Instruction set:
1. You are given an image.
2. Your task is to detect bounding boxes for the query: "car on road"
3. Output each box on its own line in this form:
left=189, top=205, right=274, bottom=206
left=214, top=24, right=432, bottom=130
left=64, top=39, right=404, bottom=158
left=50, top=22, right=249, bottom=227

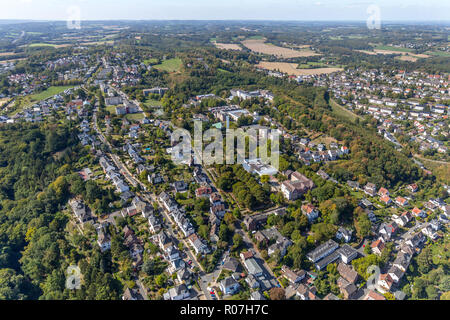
left=188, top=260, right=193, bottom=265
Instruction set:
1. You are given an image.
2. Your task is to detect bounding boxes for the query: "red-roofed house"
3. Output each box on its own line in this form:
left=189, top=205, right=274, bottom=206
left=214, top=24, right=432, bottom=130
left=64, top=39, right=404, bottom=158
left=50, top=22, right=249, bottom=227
left=380, top=195, right=392, bottom=205
left=395, top=197, right=408, bottom=207
left=371, top=239, right=385, bottom=256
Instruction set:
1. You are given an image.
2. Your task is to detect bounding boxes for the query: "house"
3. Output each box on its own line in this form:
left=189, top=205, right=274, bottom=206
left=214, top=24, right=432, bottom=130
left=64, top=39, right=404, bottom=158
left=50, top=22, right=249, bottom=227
left=422, top=225, right=439, bottom=240
left=301, top=204, right=320, bottom=222
left=380, top=195, right=392, bottom=205
left=371, top=239, right=385, bottom=256
left=187, top=233, right=209, bottom=255
left=400, top=243, right=415, bottom=256
left=240, top=250, right=254, bottom=262
left=378, top=273, right=394, bottom=293
left=210, top=203, right=226, bottom=219
left=223, top=258, right=240, bottom=273
left=220, top=277, right=240, bottom=295
left=387, top=266, right=404, bottom=283
left=163, top=284, right=190, bottom=300
left=243, top=215, right=268, bottom=231
left=393, top=252, right=411, bottom=273
left=158, top=231, right=173, bottom=251
left=195, top=186, right=212, bottom=198
left=148, top=215, right=162, bottom=233
left=395, top=197, right=408, bottom=207
left=338, top=280, right=358, bottom=300
left=405, top=232, right=425, bottom=251
left=412, top=207, right=426, bottom=218
left=295, top=283, right=319, bottom=300
left=408, top=183, right=418, bottom=193
left=378, top=187, right=390, bottom=197
left=97, top=231, right=111, bottom=252
left=337, top=263, right=358, bottom=284
left=336, top=227, right=352, bottom=243
left=363, top=290, right=386, bottom=300
left=364, top=183, right=377, bottom=197
left=281, top=265, right=306, bottom=284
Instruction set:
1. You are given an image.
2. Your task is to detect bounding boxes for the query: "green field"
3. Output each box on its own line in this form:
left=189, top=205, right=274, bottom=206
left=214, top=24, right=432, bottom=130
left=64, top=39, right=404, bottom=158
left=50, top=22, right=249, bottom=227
left=143, top=58, right=159, bottom=65
left=125, top=112, right=145, bottom=121
left=31, top=86, right=75, bottom=102
left=29, top=43, right=58, bottom=48
left=330, top=99, right=361, bottom=123
left=10, top=85, right=74, bottom=116
left=153, top=58, right=183, bottom=72
left=373, top=45, right=413, bottom=52
left=143, top=99, right=162, bottom=108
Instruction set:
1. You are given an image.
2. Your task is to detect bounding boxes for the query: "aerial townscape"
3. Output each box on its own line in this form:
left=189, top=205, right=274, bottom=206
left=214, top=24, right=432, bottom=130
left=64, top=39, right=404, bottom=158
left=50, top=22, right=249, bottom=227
left=0, top=3, right=449, bottom=305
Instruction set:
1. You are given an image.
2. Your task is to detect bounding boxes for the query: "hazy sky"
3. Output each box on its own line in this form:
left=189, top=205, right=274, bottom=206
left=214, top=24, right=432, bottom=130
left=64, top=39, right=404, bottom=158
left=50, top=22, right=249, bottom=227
left=0, top=0, right=449, bottom=21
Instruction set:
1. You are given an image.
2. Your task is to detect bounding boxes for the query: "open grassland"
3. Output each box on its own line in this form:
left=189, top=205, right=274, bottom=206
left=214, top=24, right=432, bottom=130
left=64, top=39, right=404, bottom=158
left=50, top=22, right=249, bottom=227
left=9, top=85, right=74, bottom=116
left=154, top=58, right=183, bottom=72
left=213, top=42, right=242, bottom=51
left=330, top=99, right=362, bottom=122
left=242, top=39, right=320, bottom=58
left=256, top=61, right=342, bottom=76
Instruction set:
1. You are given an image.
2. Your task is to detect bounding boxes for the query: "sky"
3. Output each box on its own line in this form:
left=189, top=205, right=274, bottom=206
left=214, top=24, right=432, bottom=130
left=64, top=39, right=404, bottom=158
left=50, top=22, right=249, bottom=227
left=0, top=0, right=449, bottom=21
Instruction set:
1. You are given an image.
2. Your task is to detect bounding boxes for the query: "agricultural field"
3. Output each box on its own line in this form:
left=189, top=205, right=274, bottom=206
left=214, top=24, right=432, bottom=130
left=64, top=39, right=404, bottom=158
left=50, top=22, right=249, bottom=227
left=213, top=42, right=242, bottom=51
left=373, top=45, right=413, bottom=52
left=153, top=58, right=183, bottom=72
left=357, top=48, right=429, bottom=60
left=256, top=61, right=342, bottom=76
left=242, top=38, right=320, bottom=58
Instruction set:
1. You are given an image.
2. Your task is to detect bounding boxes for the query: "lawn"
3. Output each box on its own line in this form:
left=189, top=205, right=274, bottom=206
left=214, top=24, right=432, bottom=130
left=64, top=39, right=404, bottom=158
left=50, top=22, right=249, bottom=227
left=143, top=98, right=162, bottom=107
left=153, top=58, right=183, bottom=72
left=125, top=112, right=145, bottom=121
